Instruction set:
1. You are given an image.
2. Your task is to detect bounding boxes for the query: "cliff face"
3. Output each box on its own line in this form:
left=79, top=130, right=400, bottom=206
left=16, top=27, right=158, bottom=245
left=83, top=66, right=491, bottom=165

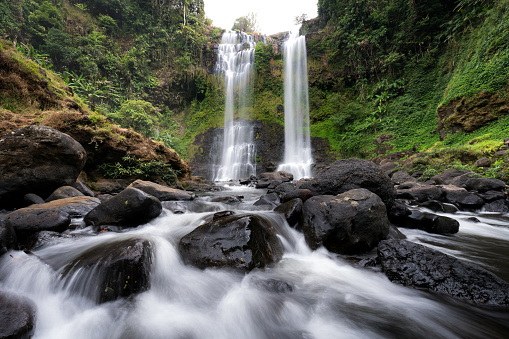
left=189, top=120, right=332, bottom=179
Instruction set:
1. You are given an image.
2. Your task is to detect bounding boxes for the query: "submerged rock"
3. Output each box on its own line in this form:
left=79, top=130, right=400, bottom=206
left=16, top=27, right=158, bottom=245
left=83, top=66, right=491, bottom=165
left=61, top=238, right=152, bottom=304
left=301, top=188, right=390, bottom=254
left=301, top=158, right=396, bottom=210
left=0, top=125, right=86, bottom=208
left=378, top=240, right=509, bottom=305
left=0, top=291, right=36, bottom=338
left=178, top=214, right=284, bottom=272
left=84, top=187, right=162, bottom=227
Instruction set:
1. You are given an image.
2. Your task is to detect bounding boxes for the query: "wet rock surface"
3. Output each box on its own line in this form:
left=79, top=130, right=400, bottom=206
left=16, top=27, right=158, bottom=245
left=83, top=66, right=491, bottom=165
left=6, top=209, right=71, bottom=245
left=128, top=179, right=195, bottom=201
left=45, top=186, right=84, bottom=202
left=302, top=188, right=390, bottom=254
left=178, top=214, right=284, bottom=271
left=85, top=187, right=162, bottom=227
left=0, top=215, right=17, bottom=254
left=391, top=210, right=460, bottom=234
left=274, top=198, right=303, bottom=229
left=378, top=240, right=509, bottom=305
left=0, top=291, right=36, bottom=338
left=0, top=125, right=86, bottom=208
left=301, top=158, right=396, bottom=210
left=61, top=238, right=152, bottom=304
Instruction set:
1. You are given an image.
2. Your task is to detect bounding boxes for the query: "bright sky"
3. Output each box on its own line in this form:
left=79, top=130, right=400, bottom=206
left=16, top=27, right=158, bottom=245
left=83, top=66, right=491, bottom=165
left=203, top=0, right=318, bottom=35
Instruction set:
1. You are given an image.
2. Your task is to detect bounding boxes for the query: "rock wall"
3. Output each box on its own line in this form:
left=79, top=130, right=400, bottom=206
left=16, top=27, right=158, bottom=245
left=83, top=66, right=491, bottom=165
left=189, top=120, right=332, bottom=179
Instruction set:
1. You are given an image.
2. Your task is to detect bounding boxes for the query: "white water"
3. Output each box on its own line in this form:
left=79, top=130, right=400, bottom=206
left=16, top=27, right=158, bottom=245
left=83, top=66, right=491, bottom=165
left=1, top=187, right=509, bottom=338
left=214, top=31, right=257, bottom=181
left=277, top=33, right=313, bottom=180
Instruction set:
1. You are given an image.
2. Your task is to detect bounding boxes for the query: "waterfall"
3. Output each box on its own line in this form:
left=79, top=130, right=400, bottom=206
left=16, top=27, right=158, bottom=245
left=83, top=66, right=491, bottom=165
left=277, top=32, right=313, bottom=180
left=214, top=31, right=256, bottom=181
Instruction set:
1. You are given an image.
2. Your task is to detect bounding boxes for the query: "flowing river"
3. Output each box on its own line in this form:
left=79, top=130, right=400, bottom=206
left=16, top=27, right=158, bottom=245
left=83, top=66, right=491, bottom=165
left=1, top=185, right=508, bottom=338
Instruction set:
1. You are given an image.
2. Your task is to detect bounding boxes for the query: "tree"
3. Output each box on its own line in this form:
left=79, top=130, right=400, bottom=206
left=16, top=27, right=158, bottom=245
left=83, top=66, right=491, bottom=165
left=294, top=13, right=308, bottom=25
left=232, top=12, right=258, bottom=33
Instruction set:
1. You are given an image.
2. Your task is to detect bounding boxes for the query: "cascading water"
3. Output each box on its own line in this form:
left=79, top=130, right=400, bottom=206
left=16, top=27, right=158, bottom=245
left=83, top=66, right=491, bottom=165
left=214, top=31, right=257, bottom=181
left=1, top=187, right=509, bottom=338
left=277, top=32, right=313, bottom=179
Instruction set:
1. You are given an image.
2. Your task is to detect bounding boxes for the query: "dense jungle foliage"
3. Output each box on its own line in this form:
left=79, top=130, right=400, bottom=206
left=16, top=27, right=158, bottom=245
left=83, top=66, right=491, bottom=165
left=1, top=0, right=508, bottom=178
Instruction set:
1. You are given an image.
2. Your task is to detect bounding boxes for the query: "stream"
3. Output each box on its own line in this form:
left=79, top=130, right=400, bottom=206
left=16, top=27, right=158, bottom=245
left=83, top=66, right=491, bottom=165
left=1, top=185, right=509, bottom=338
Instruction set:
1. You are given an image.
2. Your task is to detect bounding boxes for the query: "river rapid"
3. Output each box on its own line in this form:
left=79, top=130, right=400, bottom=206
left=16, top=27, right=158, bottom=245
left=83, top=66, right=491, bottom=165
left=1, top=185, right=508, bottom=339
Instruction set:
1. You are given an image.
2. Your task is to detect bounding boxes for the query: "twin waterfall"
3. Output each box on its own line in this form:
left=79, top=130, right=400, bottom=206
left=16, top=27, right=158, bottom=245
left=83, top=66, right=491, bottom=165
left=214, top=31, right=313, bottom=181
left=214, top=32, right=257, bottom=181
left=277, top=33, right=313, bottom=179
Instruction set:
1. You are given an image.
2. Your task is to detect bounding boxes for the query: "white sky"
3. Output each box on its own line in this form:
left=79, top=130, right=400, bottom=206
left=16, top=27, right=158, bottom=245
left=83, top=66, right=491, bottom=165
left=203, top=0, right=318, bottom=35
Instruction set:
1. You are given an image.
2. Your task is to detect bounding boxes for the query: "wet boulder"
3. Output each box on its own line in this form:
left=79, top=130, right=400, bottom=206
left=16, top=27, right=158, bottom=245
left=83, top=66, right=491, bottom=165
left=430, top=169, right=472, bottom=185
left=300, top=158, right=396, bottom=210
left=128, top=179, right=195, bottom=201
left=441, top=185, right=484, bottom=209
left=24, top=193, right=45, bottom=206
left=0, top=215, right=17, bottom=254
left=301, top=188, right=390, bottom=254
left=178, top=214, right=284, bottom=272
left=479, top=190, right=507, bottom=202
left=61, top=238, right=152, bottom=304
left=253, top=193, right=280, bottom=208
left=464, top=177, right=507, bottom=193
left=281, top=189, right=313, bottom=203
left=210, top=196, right=243, bottom=204
left=6, top=209, right=71, bottom=245
left=396, top=182, right=443, bottom=202
left=274, top=198, right=303, bottom=229
left=72, top=181, right=95, bottom=197
left=0, top=291, right=36, bottom=338
left=45, top=186, right=84, bottom=202
left=84, top=187, right=162, bottom=227
left=391, top=210, right=459, bottom=234
left=391, top=171, right=418, bottom=185
left=483, top=199, right=509, bottom=213
left=378, top=240, right=509, bottom=305
left=0, top=125, right=86, bottom=208
left=26, top=230, right=85, bottom=251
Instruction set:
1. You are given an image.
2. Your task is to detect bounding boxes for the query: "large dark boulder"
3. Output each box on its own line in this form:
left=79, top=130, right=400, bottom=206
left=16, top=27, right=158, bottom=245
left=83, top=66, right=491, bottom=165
left=60, top=238, right=152, bottom=304
left=128, top=180, right=195, bottom=201
left=301, top=188, right=390, bottom=254
left=0, top=125, right=86, bottom=208
left=300, top=159, right=396, bottom=209
left=0, top=291, right=36, bottom=338
left=378, top=240, right=509, bottom=305
left=178, top=214, right=284, bottom=272
left=84, top=187, right=162, bottom=227
left=6, top=209, right=71, bottom=245
left=5, top=196, right=101, bottom=244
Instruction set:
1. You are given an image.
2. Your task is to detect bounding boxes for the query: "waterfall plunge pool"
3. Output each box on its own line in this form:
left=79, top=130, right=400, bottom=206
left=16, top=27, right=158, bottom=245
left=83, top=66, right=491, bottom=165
left=1, top=185, right=509, bottom=339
